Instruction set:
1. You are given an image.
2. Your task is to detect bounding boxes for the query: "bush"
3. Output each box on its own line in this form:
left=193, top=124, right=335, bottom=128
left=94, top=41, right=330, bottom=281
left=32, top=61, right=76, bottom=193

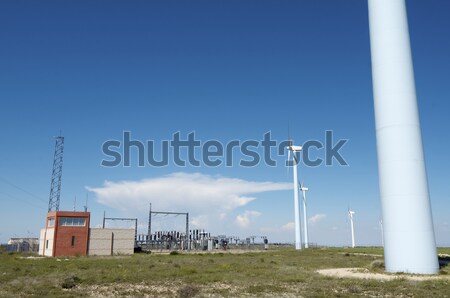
left=61, top=275, right=80, bottom=289
left=369, top=260, right=385, bottom=272
left=170, top=251, right=179, bottom=256
left=177, top=284, right=199, bottom=298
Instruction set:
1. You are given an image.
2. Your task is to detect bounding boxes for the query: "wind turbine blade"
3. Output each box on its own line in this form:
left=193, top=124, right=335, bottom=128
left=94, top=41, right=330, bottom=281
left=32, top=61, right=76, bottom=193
left=286, top=149, right=291, bottom=177
left=286, top=126, right=292, bottom=172
left=293, top=152, right=299, bottom=165
left=288, top=123, right=291, bottom=145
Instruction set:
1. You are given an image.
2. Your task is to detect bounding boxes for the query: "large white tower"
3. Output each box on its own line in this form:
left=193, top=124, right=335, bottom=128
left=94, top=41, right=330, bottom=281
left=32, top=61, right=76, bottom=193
left=300, top=184, right=309, bottom=248
left=348, top=210, right=355, bottom=248
left=287, top=144, right=303, bottom=250
left=293, top=155, right=301, bottom=250
left=368, top=0, right=439, bottom=274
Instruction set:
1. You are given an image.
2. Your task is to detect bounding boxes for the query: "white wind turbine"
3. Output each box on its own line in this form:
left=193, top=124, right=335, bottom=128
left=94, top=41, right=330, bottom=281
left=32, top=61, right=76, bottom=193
left=287, top=138, right=303, bottom=250
left=348, top=209, right=356, bottom=248
left=368, top=0, right=438, bottom=274
left=299, top=183, right=309, bottom=248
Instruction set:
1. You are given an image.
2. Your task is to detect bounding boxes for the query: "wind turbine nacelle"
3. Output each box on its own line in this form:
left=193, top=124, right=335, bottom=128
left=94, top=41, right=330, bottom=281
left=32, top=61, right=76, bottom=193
left=301, top=187, right=309, bottom=191
left=287, top=145, right=302, bottom=152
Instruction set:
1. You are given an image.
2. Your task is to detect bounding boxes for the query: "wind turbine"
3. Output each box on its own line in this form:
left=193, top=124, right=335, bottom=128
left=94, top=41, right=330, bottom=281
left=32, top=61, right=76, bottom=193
left=286, top=138, right=303, bottom=250
left=368, top=0, right=438, bottom=273
left=348, top=209, right=355, bottom=248
left=299, top=183, right=309, bottom=248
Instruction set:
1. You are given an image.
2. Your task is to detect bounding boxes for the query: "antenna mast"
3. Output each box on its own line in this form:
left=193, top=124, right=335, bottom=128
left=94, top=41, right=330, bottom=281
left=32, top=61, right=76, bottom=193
left=48, top=136, right=64, bottom=212
left=84, top=192, right=88, bottom=212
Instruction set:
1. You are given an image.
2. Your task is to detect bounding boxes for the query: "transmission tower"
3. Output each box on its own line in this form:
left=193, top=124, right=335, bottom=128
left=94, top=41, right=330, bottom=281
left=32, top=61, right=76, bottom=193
left=48, top=136, right=64, bottom=212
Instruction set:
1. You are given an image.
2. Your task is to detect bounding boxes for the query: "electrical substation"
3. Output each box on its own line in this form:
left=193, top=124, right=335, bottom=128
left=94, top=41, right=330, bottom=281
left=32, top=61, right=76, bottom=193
left=134, top=203, right=270, bottom=252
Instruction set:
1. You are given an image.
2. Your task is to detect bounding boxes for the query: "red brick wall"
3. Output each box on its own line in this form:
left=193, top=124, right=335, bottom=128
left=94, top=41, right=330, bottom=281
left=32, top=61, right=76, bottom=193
left=50, top=211, right=90, bottom=257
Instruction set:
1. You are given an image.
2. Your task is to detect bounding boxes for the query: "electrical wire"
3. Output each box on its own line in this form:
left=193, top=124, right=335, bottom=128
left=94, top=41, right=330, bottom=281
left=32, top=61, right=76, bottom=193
left=0, top=177, right=47, bottom=203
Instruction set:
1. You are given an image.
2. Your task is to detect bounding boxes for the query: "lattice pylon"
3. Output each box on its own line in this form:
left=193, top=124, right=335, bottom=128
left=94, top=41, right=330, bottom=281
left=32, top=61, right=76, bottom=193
left=48, top=136, right=64, bottom=212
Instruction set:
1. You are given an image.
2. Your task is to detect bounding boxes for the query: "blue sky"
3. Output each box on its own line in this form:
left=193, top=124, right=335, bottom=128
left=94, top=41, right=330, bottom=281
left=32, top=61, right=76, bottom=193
left=0, top=0, right=449, bottom=246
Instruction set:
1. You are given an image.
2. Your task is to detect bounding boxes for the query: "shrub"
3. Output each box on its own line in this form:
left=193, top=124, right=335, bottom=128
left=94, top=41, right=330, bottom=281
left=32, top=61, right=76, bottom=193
left=369, top=260, right=385, bottom=272
left=177, top=284, right=200, bottom=298
left=61, top=275, right=80, bottom=289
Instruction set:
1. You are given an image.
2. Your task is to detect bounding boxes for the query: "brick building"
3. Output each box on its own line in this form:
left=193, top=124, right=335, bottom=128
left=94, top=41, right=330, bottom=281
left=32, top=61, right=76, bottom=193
left=39, top=211, right=135, bottom=257
left=39, top=211, right=90, bottom=257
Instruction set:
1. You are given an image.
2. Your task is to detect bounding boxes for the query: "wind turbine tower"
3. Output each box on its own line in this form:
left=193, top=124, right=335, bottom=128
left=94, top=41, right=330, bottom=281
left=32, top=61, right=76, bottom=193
left=368, top=0, right=439, bottom=273
left=348, top=209, right=355, bottom=248
left=287, top=142, right=302, bottom=250
left=300, top=184, right=309, bottom=248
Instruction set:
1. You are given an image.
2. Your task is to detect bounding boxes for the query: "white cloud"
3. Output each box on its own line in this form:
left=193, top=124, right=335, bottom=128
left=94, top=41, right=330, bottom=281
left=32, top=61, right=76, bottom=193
left=191, top=215, right=209, bottom=228
left=259, top=226, right=278, bottom=233
left=234, top=211, right=262, bottom=228
left=87, top=172, right=290, bottom=232
left=281, top=222, right=295, bottom=231
left=308, top=214, right=326, bottom=225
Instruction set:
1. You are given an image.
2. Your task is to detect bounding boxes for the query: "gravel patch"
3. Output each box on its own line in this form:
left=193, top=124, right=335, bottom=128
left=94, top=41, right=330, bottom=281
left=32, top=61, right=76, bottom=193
left=317, top=268, right=450, bottom=281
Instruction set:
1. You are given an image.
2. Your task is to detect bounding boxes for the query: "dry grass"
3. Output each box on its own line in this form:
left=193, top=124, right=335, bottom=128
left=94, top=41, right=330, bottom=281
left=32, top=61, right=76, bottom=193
left=0, top=247, right=449, bottom=297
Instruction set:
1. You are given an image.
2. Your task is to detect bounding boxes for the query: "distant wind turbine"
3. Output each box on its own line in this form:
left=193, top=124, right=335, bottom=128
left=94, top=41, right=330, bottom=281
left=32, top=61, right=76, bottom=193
left=286, top=136, right=302, bottom=250
left=379, top=219, right=384, bottom=247
left=348, top=209, right=356, bottom=248
left=300, top=183, right=309, bottom=248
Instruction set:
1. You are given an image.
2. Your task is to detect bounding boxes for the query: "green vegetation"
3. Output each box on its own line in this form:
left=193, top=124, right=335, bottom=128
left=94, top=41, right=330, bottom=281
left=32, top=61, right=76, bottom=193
left=0, top=247, right=449, bottom=297
left=368, top=259, right=385, bottom=273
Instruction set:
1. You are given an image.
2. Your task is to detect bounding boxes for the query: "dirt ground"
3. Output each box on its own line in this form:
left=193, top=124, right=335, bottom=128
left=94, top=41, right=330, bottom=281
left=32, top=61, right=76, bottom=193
left=317, top=268, right=450, bottom=281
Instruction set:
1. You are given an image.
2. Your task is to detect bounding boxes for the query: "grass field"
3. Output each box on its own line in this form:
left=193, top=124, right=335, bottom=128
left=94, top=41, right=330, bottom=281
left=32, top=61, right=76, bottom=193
left=1, top=247, right=449, bottom=297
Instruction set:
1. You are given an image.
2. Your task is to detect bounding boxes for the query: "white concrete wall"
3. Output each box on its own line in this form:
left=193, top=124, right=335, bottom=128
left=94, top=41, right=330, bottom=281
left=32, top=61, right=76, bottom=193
left=39, top=228, right=54, bottom=257
left=38, top=229, right=45, bottom=255
left=88, top=228, right=134, bottom=256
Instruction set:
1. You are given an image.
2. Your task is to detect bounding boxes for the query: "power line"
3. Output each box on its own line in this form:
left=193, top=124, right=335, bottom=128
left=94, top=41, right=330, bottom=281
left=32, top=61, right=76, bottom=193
left=0, top=177, right=46, bottom=203
left=0, top=190, right=42, bottom=210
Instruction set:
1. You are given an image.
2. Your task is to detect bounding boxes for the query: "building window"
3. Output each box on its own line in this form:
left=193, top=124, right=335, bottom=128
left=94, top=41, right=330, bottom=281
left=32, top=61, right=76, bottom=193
left=48, top=217, right=55, bottom=227
left=59, top=217, right=86, bottom=226
left=46, top=240, right=49, bottom=249
left=71, top=236, right=75, bottom=247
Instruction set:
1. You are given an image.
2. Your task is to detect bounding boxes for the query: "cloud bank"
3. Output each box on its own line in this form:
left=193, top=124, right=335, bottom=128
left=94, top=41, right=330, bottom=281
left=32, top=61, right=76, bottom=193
left=87, top=172, right=291, bottom=231
left=281, top=222, right=295, bottom=231
left=308, top=213, right=326, bottom=224
left=235, top=211, right=262, bottom=228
